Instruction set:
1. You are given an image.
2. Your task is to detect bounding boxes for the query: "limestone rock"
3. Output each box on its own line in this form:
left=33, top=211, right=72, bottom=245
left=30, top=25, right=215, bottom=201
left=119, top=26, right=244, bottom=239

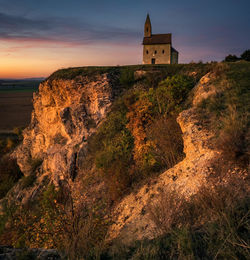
left=12, top=73, right=116, bottom=205
left=192, top=72, right=217, bottom=106
left=107, top=72, right=221, bottom=244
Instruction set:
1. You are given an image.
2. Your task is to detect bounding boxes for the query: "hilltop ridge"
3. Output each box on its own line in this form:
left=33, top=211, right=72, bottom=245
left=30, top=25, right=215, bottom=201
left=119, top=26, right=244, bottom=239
left=0, top=62, right=249, bottom=259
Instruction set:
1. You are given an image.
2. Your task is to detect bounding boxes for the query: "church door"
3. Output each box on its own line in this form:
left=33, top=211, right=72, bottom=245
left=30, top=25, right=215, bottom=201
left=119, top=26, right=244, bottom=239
left=151, top=58, right=155, bottom=64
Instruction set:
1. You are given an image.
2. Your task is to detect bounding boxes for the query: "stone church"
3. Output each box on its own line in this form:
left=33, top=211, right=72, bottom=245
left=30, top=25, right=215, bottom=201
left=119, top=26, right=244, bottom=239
left=143, top=14, right=178, bottom=64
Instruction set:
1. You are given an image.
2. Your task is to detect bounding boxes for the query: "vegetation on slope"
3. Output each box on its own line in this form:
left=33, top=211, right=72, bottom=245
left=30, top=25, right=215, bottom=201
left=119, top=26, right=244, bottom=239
left=0, top=62, right=249, bottom=259
left=198, top=62, right=250, bottom=167
left=109, top=176, right=249, bottom=259
left=48, top=63, right=211, bottom=82
left=87, top=73, right=194, bottom=201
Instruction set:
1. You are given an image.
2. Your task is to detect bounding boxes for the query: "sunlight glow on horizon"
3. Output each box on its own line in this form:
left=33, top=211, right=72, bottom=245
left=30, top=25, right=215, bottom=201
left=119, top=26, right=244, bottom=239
left=1, top=0, right=249, bottom=79
left=0, top=41, right=142, bottom=79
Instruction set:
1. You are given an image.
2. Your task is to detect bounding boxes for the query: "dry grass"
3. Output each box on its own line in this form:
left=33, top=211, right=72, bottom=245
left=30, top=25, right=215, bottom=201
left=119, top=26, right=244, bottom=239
left=146, top=174, right=250, bottom=259
left=216, top=105, right=249, bottom=166
left=148, top=188, right=191, bottom=234
left=108, top=172, right=249, bottom=259
left=148, top=173, right=249, bottom=231
left=147, top=116, right=184, bottom=170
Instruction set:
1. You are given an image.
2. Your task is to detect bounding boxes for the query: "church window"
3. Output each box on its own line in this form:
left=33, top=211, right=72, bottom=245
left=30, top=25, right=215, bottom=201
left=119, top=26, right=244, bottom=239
left=162, top=50, right=165, bottom=54
left=146, top=50, right=149, bottom=54
left=154, top=50, right=157, bottom=54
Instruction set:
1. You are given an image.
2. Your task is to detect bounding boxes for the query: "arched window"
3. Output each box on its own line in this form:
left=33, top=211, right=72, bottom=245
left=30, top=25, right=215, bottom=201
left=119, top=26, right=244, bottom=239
left=162, top=50, right=165, bottom=54
left=146, top=50, right=149, bottom=54
left=154, top=50, right=157, bottom=54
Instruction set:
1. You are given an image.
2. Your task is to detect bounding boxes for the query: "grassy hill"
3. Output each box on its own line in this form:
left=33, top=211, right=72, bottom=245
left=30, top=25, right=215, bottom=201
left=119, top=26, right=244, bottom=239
left=0, top=62, right=249, bottom=259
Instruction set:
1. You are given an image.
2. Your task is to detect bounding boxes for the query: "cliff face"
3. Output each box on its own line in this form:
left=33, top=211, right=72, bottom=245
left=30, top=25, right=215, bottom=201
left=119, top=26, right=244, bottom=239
left=15, top=70, right=221, bottom=238
left=6, top=66, right=245, bottom=246
left=13, top=73, right=117, bottom=204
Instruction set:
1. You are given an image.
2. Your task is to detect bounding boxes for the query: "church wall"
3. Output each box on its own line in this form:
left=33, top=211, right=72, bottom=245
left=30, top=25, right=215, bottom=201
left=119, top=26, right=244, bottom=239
left=143, top=44, right=171, bottom=64
left=171, top=51, right=178, bottom=64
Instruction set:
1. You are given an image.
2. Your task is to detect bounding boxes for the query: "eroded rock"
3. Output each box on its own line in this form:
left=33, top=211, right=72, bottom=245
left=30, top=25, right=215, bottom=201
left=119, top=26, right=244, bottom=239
left=107, top=72, right=221, bottom=244
left=12, top=73, right=116, bottom=205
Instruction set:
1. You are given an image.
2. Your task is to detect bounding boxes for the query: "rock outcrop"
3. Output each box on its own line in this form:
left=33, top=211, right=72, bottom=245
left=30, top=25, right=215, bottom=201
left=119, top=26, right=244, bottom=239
left=106, top=72, right=222, bottom=244
left=5, top=69, right=238, bottom=246
left=11, top=73, right=118, bottom=204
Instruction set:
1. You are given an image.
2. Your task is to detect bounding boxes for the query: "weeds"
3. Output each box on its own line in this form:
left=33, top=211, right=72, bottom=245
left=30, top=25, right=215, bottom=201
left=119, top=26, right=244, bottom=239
left=119, top=67, right=135, bottom=87
left=144, top=176, right=250, bottom=259
left=216, top=105, right=249, bottom=165
left=147, top=116, right=184, bottom=169
left=197, top=62, right=250, bottom=167
left=1, top=183, right=110, bottom=259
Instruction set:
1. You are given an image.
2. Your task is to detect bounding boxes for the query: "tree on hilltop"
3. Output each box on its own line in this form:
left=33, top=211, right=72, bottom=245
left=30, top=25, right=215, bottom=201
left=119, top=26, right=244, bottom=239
left=224, top=49, right=250, bottom=62
left=240, top=49, right=250, bottom=61
left=224, top=54, right=239, bottom=62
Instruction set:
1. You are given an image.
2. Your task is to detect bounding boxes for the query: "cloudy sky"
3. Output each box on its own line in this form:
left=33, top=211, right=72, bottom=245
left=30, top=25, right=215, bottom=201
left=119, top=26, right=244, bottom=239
left=0, top=0, right=249, bottom=78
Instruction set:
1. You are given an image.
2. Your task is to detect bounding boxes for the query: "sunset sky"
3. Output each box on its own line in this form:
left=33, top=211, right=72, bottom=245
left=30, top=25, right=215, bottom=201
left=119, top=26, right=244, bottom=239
left=0, top=0, right=249, bottom=79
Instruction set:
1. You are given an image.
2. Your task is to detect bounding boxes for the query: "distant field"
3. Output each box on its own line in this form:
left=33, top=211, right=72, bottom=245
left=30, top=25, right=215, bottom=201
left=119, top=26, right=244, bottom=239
left=0, top=79, right=40, bottom=92
left=0, top=80, right=41, bottom=131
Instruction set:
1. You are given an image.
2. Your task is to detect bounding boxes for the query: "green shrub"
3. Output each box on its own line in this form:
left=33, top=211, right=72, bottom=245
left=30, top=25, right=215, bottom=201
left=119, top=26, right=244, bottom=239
left=224, top=54, right=239, bottom=62
left=119, top=67, right=135, bottom=87
left=241, top=49, right=250, bottom=61
left=157, top=74, right=195, bottom=114
left=93, top=107, right=134, bottom=199
left=88, top=74, right=195, bottom=200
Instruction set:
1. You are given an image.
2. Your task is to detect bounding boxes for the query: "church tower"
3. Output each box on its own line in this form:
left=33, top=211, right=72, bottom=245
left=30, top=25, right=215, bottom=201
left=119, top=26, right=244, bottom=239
left=144, top=14, right=152, bottom=37
left=142, top=14, right=179, bottom=64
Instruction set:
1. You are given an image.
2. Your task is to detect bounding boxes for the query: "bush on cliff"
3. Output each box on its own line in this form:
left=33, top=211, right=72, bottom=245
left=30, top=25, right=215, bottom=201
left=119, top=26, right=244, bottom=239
left=119, top=67, right=135, bottom=87
left=88, top=74, right=194, bottom=201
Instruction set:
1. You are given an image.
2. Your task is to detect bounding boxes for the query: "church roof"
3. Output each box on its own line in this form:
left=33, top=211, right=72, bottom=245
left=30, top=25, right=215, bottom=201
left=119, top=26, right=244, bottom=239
left=143, top=33, right=172, bottom=45
left=171, top=47, right=178, bottom=53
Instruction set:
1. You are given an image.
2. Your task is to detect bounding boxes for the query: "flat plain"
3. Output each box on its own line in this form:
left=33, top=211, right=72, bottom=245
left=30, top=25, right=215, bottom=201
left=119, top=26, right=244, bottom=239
left=0, top=80, right=41, bottom=132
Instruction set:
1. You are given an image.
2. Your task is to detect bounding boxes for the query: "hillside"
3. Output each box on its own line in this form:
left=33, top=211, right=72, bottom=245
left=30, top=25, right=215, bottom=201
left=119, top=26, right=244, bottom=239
left=0, top=62, right=249, bottom=259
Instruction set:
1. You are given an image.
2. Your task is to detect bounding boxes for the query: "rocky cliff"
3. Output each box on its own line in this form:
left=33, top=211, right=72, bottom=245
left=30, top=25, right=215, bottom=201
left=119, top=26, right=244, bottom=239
left=2, top=64, right=248, bottom=253
left=16, top=70, right=217, bottom=229
left=10, top=72, right=119, bottom=205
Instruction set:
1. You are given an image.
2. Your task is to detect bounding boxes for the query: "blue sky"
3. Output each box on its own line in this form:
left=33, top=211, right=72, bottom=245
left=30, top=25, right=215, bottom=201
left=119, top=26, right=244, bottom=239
left=0, top=0, right=249, bottom=78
